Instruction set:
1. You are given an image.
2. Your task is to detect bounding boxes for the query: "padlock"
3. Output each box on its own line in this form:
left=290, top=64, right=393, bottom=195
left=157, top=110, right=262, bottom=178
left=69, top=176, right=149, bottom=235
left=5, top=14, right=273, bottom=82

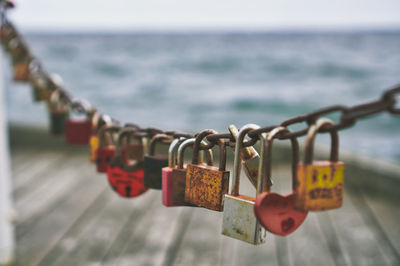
left=295, top=118, right=345, bottom=211
left=162, top=137, right=186, bottom=207
left=184, top=129, right=230, bottom=211
left=254, top=126, right=308, bottom=236
left=0, top=22, right=17, bottom=49
left=170, top=138, right=213, bottom=206
left=65, top=100, right=94, bottom=145
left=120, top=129, right=145, bottom=163
left=107, top=154, right=148, bottom=198
left=96, top=126, right=119, bottom=173
left=28, top=60, right=51, bottom=102
left=13, top=59, right=31, bottom=82
left=47, top=89, right=69, bottom=135
left=221, top=124, right=267, bottom=245
left=229, top=125, right=261, bottom=189
left=89, top=113, right=107, bottom=163
left=143, top=133, right=172, bottom=189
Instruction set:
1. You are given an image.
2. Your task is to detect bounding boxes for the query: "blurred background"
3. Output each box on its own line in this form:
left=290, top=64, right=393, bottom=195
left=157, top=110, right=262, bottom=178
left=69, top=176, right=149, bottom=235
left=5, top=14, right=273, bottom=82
left=2, top=1, right=400, bottom=266
left=4, top=0, right=400, bottom=160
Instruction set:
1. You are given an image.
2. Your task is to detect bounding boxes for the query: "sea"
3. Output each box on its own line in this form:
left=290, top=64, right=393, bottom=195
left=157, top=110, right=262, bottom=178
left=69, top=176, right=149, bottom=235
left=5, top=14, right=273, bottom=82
left=2, top=31, right=400, bottom=162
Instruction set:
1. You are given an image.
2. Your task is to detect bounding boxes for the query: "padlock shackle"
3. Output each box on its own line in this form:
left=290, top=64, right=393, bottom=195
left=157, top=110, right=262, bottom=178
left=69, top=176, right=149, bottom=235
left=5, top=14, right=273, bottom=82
left=192, top=129, right=217, bottom=167
left=70, top=98, right=95, bottom=117
left=261, top=126, right=299, bottom=193
left=231, top=124, right=260, bottom=196
left=168, top=137, right=186, bottom=168
left=149, top=133, right=172, bottom=155
left=177, top=138, right=213, bottom=170
left=117, top=126, right=141, bottom=150
left=304, top=118, right=339, bottom=165
left=98, top=125, right=120, bottom=147
left=48, top=89, right=69, bottom=114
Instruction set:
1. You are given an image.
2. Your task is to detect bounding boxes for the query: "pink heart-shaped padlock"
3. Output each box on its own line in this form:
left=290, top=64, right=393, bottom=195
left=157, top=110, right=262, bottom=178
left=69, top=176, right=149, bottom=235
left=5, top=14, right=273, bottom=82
left=254, top=192, right=308, bottom=236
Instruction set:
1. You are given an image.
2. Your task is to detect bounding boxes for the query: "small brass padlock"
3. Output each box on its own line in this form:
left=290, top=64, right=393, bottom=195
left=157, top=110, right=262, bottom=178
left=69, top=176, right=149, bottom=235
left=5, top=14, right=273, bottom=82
left=185, top=130, right=230, bottom=212
left=143, top=134, right=172, bottom=190
left=221, top=124, right=266, bottom=245
left=170, top=138, right=213, bottom=206
left=295, top=118, right=345, bottom=211
left=47, top=89, right=69, bottom=135
left=254, top=127, right=308, bottom=236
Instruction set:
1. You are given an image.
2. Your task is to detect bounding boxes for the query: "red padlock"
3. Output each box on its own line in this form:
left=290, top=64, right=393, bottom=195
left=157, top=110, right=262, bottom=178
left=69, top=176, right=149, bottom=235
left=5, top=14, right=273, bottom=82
left=96, top=126, right=120, bottom=173
left=107, top=127, right=148, bottom=198
left=107, top=154, right=148, bottom=198
left=65, top=99, right=95, bottom=145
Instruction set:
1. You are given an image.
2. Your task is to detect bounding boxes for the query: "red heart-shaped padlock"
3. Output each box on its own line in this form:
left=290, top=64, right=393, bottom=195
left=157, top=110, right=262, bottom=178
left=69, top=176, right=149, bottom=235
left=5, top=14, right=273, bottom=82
left=254, top=192, right=308, bottom=236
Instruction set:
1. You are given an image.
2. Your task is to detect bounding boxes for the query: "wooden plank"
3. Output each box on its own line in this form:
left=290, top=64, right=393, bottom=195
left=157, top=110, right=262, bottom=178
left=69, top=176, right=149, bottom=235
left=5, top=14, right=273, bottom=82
left=344, top=187, right=400, bottom=265
left=15, top=165, right=100, bottom=239
left=14, top=155, right=89, bottom=229
left=13, top=152, right=71, bottom=196
left=15, top=170, right=107, bottom=266
left=360, top=189, right=400, bottom=255
left=102, top=192, right=189, bottom=266
left=40, top=189, right=158, bottom=266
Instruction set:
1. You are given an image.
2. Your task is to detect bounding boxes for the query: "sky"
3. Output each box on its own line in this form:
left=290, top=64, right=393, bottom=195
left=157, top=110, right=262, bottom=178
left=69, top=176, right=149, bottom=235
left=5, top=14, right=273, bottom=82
left=7, top=0, right=400, bottom=31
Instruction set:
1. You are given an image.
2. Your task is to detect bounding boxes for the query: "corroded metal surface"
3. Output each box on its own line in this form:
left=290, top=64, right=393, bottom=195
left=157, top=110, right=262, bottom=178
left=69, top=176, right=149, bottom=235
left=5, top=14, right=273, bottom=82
left=184, top=164, right=229, bottom=211
left=221, top=194, right=266, bottom=245
left=295, top=161, right=345, bottom=211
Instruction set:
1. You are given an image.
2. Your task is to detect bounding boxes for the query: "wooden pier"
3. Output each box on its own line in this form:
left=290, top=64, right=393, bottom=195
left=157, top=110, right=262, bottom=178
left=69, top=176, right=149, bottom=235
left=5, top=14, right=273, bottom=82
left=7, top=125, right=400, bottom=266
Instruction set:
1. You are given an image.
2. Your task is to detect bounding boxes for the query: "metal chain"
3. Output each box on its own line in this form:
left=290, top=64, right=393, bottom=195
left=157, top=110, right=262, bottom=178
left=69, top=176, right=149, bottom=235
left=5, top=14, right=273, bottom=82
left=1, top=12, right=399, bottom=148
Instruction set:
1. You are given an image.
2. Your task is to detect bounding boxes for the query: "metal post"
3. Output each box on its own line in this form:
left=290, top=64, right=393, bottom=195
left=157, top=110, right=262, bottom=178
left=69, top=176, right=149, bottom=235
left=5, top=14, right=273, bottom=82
left=0, top=47, right=15, bottom=265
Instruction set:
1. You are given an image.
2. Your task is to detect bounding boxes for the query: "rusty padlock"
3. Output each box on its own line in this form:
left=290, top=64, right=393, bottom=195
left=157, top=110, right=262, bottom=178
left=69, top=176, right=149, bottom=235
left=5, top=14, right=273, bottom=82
left=184, top=130, right=230, bottom=211
left=254, top=127, right=308, bottom=236
left=295, top=118, right=345, bottom=211
left=96, top=126, right=119, bottom=173
left=170, top=138, right=213, bottom=206
left=120, top=128, right=145, bottom=163
left=221, top=124, right=267, bottom=245
left=65, top=100, right=94, bottom=145
left=47, top=89, right=69, bottom=135
left=162, top=137, right=186, bottom=207
left=107, top=129, right=148, bottom=198
left=143, top=133, right=172, bottom=190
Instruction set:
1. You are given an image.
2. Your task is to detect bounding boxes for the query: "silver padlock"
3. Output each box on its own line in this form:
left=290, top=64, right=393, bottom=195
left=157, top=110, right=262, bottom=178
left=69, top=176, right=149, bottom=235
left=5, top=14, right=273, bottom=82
left=221, top=124, right=267, bottom=245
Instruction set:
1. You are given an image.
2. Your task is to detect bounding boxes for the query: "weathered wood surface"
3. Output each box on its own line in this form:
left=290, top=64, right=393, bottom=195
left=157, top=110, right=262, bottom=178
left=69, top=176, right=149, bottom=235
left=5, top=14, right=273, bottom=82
left=8, top=125, right=400, bottom=266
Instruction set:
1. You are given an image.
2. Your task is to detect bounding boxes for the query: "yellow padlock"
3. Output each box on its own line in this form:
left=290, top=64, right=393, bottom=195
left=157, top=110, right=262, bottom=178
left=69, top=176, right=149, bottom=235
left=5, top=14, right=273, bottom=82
left=295, top=118, right=345, bottom=211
